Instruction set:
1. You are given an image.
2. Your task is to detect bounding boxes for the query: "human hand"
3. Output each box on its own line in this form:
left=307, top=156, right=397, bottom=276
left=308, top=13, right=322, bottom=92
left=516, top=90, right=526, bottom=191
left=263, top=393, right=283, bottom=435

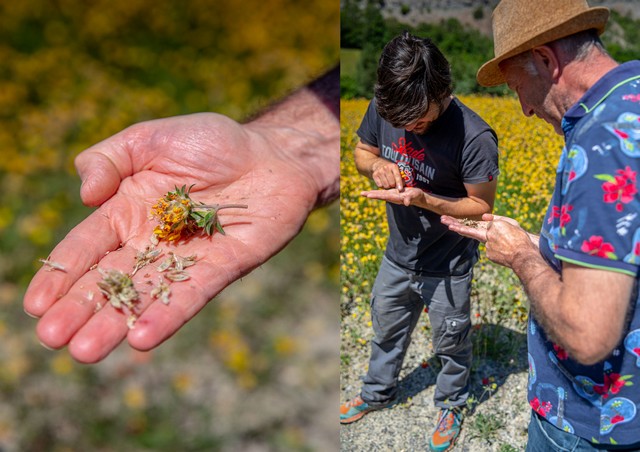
left=360, top=187, right=423, bottom=206
left=370, top=159, right=405, bottom=191
left=24, top=112, right=325, bottom=363
left=442, top=214, right=534, bottom=268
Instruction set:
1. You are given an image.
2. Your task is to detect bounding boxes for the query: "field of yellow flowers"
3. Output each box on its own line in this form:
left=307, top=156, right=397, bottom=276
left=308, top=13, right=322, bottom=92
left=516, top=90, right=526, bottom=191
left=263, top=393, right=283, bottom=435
left=340, top=95, right=564, bottom=339
left=0, top=1, right=338, bottom=451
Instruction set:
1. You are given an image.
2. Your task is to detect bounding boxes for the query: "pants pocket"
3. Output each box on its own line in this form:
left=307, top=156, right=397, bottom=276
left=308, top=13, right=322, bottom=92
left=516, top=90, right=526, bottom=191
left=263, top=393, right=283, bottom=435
left=433, top=313, right=471, bottom=354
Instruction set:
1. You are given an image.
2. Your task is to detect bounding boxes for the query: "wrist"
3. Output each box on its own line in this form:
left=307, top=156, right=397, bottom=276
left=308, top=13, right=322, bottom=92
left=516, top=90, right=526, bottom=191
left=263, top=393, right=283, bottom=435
left=510, top=243, right=539, bottom=273
left=244, top=80, right=339, bottom=208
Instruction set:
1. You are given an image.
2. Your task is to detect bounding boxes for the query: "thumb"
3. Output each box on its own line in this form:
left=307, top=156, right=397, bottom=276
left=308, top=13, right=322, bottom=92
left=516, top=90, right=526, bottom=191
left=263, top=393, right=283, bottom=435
left=75, top=140, right=133, bottom=207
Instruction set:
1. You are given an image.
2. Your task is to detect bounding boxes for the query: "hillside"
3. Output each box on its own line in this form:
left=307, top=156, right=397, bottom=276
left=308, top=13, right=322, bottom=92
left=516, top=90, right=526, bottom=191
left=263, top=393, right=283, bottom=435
left=381, top=0, right=640, bottom=35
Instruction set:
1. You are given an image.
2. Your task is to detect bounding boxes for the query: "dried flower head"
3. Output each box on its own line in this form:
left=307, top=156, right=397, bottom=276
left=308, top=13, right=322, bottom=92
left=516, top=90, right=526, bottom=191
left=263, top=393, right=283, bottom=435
left=97, top=268, right=139, bottom=311
left=150, top=185, right=247, bottom=242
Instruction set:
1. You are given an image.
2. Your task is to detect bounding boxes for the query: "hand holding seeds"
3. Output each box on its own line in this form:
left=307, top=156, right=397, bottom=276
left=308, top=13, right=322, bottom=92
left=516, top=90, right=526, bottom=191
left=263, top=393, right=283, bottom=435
left=23, top=112, right=330, bottom=363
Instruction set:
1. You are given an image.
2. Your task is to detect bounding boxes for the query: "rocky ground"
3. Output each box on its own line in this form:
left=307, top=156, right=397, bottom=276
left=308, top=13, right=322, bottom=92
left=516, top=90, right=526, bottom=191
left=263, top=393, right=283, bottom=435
left=340, top=308, right=532, bottom=451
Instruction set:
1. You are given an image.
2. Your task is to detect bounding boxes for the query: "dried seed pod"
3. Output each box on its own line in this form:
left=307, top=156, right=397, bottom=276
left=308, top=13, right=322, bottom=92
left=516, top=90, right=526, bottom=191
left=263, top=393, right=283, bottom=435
left=132, top=245, right=162, bottom=276
left=174, top=254, right=197, bottom=271
left=165, top=270, right=190, bottom=282
left=150, top=277, right=172, bottom=305
left=39, top=258, right=66, bottom=272
left=156, top=255, right=175, bottom=272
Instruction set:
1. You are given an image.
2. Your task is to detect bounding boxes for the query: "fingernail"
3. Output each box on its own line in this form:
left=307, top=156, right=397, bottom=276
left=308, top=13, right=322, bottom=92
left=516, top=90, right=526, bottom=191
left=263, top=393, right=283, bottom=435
left=23, top=308, right=40, bottom=319
left=39, top=341, right=56, bottom=351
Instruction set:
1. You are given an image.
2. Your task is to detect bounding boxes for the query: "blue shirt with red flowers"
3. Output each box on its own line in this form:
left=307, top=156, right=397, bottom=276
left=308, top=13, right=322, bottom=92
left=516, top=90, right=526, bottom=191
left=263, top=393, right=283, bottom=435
left=535, top=60, right=640, bottom=447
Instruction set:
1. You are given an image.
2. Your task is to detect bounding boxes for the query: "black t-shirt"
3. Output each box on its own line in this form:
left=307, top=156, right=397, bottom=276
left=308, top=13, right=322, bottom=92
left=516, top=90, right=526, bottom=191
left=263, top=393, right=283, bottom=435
left=357, top=97, right=500, bottom=275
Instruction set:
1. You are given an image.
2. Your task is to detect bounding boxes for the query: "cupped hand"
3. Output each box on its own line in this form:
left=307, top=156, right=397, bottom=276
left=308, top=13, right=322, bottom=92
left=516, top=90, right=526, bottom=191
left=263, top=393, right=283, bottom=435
left=442, top=213, right=535, bottom=268
left=361, top=187, right=423, bottom=206
left=24, top=113, right=320, bottom=363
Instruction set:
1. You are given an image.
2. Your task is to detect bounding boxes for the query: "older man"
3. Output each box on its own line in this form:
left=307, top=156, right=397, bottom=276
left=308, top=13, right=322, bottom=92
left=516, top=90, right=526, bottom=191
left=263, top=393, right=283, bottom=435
left=442, top=0, right=640, bottom=450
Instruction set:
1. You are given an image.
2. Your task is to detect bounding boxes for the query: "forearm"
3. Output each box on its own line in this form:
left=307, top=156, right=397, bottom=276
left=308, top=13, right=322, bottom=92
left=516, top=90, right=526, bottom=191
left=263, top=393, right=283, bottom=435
left=510, top=249, right=564, bottom=341
left=245, top=66, right=339, bottom=208
left=415, top=192, right=491, bottom=219
left=509, top=248, right=627, bottom=364
left=354, top=148, right=387, bottom=179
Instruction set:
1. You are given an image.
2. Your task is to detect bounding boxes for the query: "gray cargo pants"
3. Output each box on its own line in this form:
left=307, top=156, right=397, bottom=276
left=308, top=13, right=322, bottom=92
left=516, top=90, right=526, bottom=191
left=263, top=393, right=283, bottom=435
left=360, top=256, right=473, bottom=409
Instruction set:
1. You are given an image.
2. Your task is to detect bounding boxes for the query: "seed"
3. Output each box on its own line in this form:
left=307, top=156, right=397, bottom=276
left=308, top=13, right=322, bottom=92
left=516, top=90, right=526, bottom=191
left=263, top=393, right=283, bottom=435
left=39, top=258, right=66, bottom=272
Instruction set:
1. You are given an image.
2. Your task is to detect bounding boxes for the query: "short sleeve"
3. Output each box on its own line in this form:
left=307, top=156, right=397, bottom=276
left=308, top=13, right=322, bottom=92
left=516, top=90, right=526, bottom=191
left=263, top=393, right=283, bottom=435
left=356, top=100, right=381, bottom=148
left=461, top=130, right=500, bottom=184
left=552, top=126, right=640, bottom=277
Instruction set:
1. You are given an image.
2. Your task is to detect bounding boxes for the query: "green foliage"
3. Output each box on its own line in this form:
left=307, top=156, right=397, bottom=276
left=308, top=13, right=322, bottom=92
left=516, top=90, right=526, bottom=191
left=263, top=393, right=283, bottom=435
left=603, top=10, right=640, bottom=63
left=355, top=0, right=387, bottom=97
left=340, top=0, right=365, bottom=49
left=340, top=74, right=360, bottom=99
left=340, top=48, right=361, bottom=78
left=340, top=2, right=640, bottom=98
left=469, top=413, right=505, bottom=442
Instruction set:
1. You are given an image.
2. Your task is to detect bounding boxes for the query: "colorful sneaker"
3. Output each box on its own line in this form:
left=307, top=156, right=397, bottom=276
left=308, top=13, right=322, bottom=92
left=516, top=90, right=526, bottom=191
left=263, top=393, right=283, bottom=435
left=429, top=407, right=463, bottom=452
left=340, top=395, right=391, bottom=424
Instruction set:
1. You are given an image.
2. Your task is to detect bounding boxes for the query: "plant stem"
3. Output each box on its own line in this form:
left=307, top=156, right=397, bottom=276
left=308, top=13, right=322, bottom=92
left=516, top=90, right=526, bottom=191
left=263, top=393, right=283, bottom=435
left=195, top=204, right=248, bottom=211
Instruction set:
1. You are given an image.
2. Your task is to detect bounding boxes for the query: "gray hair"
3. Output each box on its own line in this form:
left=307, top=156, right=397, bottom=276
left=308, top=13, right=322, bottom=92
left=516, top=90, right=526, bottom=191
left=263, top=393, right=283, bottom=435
left=502, top=29, right=607, bottom=76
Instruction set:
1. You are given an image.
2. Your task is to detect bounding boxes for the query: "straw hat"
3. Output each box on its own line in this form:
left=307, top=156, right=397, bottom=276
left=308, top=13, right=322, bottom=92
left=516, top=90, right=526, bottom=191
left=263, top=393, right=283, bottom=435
left=477, top=0, right=609, bottom=87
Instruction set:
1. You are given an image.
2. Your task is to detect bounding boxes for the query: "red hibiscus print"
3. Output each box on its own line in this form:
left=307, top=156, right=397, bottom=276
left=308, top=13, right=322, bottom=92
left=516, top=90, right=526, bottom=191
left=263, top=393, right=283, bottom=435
left=593, top=373, right=626, bottom=399
left=614, top=129, right=629, bottom=140
left=549, top=205, right=573, bottom=233
left=553, top=344, right=569, bottom=360
left=623, top=93, right=640, bottom=103
left=581, top=236, right=617, bottom=259
left=611, top=414, right=625, bottom=424
left=600, top=166, right=637, bottom=212
left=530, top=397, right=552, bottom=417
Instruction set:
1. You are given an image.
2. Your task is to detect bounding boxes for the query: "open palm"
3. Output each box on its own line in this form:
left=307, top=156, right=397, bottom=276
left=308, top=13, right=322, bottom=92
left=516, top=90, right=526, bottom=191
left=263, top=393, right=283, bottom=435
left=24, top=113, right=319, bottom=363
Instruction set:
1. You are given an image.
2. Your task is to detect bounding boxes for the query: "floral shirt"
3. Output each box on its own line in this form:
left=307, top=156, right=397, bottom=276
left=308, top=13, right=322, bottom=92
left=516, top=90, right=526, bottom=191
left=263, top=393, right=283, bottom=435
left=535, top=60, right=640, bottom=447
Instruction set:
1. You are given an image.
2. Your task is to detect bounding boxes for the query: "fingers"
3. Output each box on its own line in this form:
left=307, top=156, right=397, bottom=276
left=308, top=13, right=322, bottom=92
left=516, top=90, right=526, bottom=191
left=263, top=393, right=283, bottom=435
left=75, top=130, right=137, bottom=207
left=40, top=239, right=246, bottom=363
left=24, top=209, right=122, bottom=318
left=34, top=244, right=139, bottom=359
left=126, top=255, right=242, bottom=352
left=440, top=215, right=488, bottom=242
left=372, top=161, right=404, bottom=191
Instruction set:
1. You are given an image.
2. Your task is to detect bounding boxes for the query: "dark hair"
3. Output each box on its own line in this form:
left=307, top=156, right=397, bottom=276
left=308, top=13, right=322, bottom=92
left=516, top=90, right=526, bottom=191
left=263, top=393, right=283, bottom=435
left=374, top=31, right=452, bottom=128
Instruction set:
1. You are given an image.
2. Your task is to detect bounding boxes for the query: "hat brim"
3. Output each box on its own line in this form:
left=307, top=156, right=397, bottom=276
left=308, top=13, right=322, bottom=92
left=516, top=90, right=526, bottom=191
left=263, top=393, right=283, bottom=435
left=477, top=8, right=609, bottom=87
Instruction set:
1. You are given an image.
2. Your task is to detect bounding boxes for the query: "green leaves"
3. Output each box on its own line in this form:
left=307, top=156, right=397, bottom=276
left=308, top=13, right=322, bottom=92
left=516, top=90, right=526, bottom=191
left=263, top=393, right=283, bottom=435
left=192, top=209, right=226, bottom=236
left=594, top=174, right=617, bottom=183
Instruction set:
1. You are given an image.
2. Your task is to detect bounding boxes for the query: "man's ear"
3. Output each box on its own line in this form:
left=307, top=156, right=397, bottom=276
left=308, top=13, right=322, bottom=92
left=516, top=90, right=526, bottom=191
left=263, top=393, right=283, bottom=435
left=532, top=45, right=562, bottom=80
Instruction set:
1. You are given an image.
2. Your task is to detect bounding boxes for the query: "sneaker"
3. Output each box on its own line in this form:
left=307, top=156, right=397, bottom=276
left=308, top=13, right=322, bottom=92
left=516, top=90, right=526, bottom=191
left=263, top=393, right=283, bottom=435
left=340, top=395, right=391, bottom=424
left=429, top=407, right=463, bottom=452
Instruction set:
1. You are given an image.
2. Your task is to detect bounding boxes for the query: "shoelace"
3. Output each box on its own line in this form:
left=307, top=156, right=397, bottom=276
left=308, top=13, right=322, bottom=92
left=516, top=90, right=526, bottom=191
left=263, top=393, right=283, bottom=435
left=346, top=396, right=363, bottom=408
left=436, top=409, right=459, bottom=434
